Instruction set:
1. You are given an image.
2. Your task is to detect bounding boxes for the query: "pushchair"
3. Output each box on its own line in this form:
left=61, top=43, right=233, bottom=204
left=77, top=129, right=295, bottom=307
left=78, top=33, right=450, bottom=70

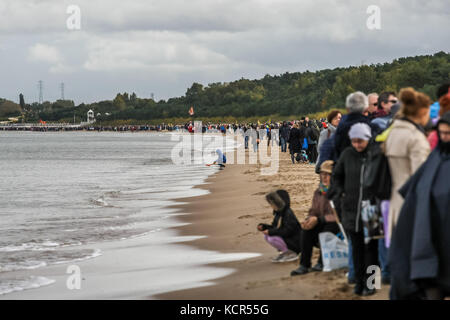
left=295, top=150, right=309, bottom=163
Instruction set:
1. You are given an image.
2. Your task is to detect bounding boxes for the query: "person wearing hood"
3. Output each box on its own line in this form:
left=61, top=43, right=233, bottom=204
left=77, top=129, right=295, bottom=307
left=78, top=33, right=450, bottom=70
left=258, top=190, right=302, bottom=263
left=207, top=149, right=226, bottom=168
left=389, top=111, right=450, bottom=300
left=328, top=122, right=379, bottom=296
left=291, top=160, right=340, bottom=276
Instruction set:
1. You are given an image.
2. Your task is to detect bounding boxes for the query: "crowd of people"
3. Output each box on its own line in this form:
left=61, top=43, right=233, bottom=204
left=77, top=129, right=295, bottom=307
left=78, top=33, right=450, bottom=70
left=257, top=83, right=450, bottom=299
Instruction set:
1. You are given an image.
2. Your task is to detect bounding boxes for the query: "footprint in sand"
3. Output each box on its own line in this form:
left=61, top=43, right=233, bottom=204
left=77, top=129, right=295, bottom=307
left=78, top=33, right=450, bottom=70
left=238, top=214, right=254, bottom=219
left=252, top=191, right=266, bottom=196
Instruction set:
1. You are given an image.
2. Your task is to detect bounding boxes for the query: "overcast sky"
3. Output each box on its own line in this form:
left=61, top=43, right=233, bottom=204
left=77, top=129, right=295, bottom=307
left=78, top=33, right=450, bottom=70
left=1, top=0, right=449, bottom=104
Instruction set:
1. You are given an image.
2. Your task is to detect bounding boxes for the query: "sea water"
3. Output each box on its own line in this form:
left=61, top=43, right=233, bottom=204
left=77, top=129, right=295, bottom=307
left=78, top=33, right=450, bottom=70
left=0, top=131, right=256, bottom=297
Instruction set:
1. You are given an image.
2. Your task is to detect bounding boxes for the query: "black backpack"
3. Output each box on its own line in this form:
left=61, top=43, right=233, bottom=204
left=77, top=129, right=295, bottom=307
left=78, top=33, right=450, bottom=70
left=364, top=142, right=392, bottom=200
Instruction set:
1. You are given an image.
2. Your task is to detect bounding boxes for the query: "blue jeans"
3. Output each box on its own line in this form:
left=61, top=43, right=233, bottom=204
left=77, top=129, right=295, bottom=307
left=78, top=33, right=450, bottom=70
left=280, top=137, right=287, bottom=152
left=378, top=238, right=390, bottom=278
left=244, top=136, right=249, bottom=149
left=348, top=238, right=355, bottom=280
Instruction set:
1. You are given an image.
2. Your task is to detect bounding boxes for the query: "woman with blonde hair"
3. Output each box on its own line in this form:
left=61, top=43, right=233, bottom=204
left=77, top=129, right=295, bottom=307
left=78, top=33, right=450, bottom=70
left=385, top=87, right=432, bottom=243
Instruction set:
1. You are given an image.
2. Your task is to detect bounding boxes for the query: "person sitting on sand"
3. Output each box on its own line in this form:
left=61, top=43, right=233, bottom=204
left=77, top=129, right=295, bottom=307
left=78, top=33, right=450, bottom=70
left=258, top=190, right=302, bottom=263
left=207, top=149, right=226, bottom=168
left=290, top=160, right=340, bottom=276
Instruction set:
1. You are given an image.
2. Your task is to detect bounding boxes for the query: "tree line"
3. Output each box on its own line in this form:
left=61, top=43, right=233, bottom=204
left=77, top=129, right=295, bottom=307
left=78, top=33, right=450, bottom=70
left=2, top=51, right=448, bottom=123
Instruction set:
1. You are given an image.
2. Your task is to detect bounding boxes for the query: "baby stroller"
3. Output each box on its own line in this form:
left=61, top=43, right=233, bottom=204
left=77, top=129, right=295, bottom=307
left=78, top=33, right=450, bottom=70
left=295, top=150, right=309, bottom=163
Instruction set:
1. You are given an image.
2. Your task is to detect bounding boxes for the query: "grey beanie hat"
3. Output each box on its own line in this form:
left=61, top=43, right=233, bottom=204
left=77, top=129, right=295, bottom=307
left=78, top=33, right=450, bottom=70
left=348, top=123, right=372, bottom=141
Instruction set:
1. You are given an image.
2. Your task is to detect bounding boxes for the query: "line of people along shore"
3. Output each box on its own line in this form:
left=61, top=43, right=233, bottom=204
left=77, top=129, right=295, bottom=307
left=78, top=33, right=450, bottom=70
left=257, top=84, right=450, bottom=299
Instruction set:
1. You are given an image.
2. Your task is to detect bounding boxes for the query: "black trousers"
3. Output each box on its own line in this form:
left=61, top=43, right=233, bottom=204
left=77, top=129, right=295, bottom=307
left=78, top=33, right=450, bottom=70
left=307, top=144, right=318, bottom=163
left=347, top=230, right=379, bottom=286
left=300, top=219, right=340, bottom=268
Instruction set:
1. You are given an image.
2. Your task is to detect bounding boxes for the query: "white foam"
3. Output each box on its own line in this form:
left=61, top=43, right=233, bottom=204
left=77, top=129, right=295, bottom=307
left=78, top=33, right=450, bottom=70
left=0, top=241, right=60, bottom=252
left=0, top=276, right=56, bottom=296
left=52, top=249, right=102, bottom=265
left=0, top=261, right=48, bottom=272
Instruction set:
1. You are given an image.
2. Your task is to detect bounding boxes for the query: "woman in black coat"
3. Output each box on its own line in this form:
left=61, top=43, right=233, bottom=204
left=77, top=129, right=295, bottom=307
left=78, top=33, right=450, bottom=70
left=288, top=123, right=304, bottom=164
left=329, top=123, right=379, bottom=296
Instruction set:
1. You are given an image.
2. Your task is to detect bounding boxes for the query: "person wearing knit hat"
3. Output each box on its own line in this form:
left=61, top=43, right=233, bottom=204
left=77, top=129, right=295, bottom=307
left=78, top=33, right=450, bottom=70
left=348, top=123, right=372, bottom=141
left=327, top=121, right=378, bottom=296
left=348, top=123, right=372, bottom=153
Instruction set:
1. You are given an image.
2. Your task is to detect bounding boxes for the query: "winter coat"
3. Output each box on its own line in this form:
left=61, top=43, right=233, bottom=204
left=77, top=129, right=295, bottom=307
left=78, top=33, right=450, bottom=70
left=334, top=113, right=381, bottom=158
left=385, top=119, right=430, bottom=241
left=288, top=127, right=304, bottom=154
left=372, top=114, right=393, bottom=131
left=308, top=189, right=337, bottom=224
left=280, top=125, right=290, bottom=140
left=315, top=133, right=337, bottom=174
left=264, top=190, right=302, bottom=253
left=389, top=148, right=450, bottom=299
left=329, top=143, right=374, bottom=233
left=317, top=124, right=336, bottom=153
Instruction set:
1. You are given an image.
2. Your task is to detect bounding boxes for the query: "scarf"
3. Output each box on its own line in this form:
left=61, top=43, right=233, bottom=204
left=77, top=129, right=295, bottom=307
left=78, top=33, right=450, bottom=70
left=319, top=182, right=329, bottom=195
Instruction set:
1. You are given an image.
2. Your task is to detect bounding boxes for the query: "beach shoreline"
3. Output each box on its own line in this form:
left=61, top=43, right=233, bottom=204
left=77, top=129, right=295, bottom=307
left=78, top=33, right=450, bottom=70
left=156, top=150, right=390, bottom=300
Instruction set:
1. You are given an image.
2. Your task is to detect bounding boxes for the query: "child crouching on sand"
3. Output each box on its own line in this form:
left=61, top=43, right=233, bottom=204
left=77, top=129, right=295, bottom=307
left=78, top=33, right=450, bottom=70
left=290, top=160, right=340, bottom=276
left=258, top=190, right=302, bottom=263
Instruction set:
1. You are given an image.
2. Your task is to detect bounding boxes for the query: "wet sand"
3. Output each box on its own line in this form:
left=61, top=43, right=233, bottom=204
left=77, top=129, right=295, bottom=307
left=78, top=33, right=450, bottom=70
left=156, top=150, right=390, bottom=300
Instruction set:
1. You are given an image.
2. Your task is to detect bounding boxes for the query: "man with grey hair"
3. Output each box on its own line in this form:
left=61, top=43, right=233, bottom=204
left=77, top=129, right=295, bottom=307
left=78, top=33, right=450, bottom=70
left=334, top=91, right=381, bottom=157
left=346, top=91, right=369, bottom=114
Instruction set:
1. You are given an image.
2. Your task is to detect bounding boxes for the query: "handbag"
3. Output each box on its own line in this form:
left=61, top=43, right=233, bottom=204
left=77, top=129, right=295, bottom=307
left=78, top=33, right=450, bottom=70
left=361, top=200, right=384, bottom=244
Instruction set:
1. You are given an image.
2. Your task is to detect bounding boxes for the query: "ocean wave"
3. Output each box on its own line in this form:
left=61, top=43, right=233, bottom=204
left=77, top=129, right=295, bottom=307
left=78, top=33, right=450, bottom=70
left=0, top=241, right=60, bottom=252
left=90, top=196, right=113, bottom=207
left=52, top=248, right=102, bottom=265
left=0, top=249, right=102, bottom=272
left=0, top=276, right=55, bottom=296
left=0, top=260, right=48, bottom=272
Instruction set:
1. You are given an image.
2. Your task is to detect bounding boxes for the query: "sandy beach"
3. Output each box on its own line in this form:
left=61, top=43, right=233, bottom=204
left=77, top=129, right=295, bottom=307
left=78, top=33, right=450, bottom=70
left=157, top=149, right=390, bottom=300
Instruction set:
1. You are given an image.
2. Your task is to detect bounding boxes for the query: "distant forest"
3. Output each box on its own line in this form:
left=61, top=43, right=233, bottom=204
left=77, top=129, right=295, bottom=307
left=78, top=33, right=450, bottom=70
left=1, top=51, right=449, bottom=124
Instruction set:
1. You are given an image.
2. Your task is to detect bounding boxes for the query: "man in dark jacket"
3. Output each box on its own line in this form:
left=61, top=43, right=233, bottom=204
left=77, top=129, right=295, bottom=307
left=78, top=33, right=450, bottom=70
left=334, top=92, right=381, bottom=158
left=306, top=121, right=320, bottom=163
left=329, top=123, right=379, bottom=296
left=389, top=112, right=450, bottom=300
left=258, top=190, right=302, bottom=263
left=280, top=121, right=290, bottom=152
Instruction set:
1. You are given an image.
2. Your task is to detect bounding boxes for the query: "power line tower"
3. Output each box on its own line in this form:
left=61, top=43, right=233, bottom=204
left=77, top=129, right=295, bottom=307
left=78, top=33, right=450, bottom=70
left=38, top=80, right=44, bottom=104
left=60, top=82, right=65, bottom=100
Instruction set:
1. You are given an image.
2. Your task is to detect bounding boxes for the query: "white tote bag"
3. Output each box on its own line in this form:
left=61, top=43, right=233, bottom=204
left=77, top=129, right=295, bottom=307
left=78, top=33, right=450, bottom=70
left=319, top=231, right=349, bottom=272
